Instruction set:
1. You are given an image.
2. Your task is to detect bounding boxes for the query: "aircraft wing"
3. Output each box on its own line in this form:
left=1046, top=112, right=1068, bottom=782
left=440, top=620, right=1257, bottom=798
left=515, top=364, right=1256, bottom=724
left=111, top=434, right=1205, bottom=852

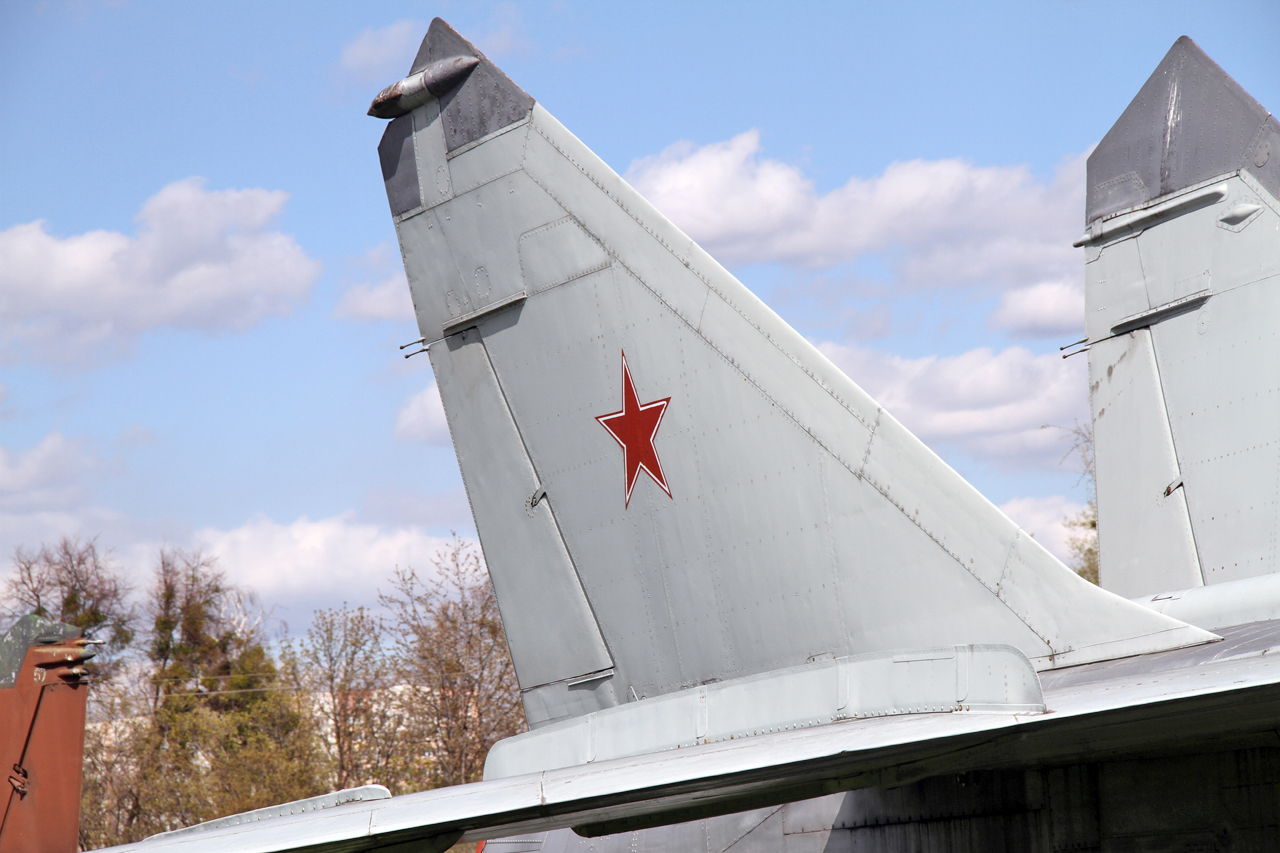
left=97, top=621, right=1280, bottom=851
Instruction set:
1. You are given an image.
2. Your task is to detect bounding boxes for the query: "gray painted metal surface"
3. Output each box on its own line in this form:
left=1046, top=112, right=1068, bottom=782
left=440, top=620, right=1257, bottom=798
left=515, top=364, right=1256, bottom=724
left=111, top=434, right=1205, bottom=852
left=528, top=744, right=1280, bottom=853
left=147, top=787, right=391, bottom=840
left=486, top=645, right=1045, bottom=779
left=429, top=327, right=614, bottom=691
left=1083, top=46, right=1280, bottom=598
left=1088, top=328, right=1202, bottom=598
left=383, top=21, right=1210, bottom=736
left=1133, top=572, right=1280, bottom=631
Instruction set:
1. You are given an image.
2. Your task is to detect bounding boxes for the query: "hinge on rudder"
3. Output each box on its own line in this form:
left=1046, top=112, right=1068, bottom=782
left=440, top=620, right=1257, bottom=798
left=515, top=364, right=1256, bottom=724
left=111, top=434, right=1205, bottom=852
left=7, top=765, right=27, bottom=797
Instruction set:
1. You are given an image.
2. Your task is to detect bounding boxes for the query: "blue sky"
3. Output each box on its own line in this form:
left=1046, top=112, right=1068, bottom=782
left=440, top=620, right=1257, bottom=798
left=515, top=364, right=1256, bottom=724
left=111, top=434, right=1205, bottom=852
left=2, top=1, right=1277, bottom=627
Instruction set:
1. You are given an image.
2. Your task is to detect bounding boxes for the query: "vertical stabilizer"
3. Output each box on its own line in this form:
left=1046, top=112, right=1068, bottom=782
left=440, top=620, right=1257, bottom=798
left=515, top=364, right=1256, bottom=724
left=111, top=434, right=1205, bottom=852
left=0, top=616, right=94, bottom=853
left=1081, top=38, right=1280, bottom=598
left=378, top=20, right=1215, bottom=729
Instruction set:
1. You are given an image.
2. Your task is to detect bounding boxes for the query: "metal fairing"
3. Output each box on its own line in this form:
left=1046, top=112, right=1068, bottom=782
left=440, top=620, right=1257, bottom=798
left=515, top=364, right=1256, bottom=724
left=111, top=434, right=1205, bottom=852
left=485, top=645, right=1046, bottom=779
left=389, top=20, right=1210, bottom=734
left=1081, top=38, right=1280, bottom=601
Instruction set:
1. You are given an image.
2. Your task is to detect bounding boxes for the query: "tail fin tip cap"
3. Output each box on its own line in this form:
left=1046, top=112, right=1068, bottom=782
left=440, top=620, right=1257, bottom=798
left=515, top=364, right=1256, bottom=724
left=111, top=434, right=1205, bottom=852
left=368, top=55, right=481, bottom=118
left=1086, top=35, right=1280, bottom=224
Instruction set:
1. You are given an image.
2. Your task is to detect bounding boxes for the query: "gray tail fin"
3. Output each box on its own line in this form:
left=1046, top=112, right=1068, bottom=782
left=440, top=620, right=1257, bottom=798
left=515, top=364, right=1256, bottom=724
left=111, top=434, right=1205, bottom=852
left=1080, top=37, right=1280, bottom=598
left=377, top=19, right=1213, bottom=728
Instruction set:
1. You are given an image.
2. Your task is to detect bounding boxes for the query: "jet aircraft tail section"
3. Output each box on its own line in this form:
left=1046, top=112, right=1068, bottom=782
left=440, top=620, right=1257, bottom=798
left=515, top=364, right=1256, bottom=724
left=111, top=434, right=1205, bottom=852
left=382, top=19, right=1214, bottom=732
left=1079, top=37, right=1280, bottom=600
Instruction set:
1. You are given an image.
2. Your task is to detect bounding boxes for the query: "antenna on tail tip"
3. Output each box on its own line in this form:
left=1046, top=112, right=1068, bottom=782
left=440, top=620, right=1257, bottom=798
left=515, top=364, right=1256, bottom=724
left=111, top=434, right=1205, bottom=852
left=368, top=55, right=480, bottom=118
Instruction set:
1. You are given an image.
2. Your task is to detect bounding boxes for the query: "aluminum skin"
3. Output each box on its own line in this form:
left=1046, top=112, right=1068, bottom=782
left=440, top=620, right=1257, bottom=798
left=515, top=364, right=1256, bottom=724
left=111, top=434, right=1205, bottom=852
left=1078, top=38, right=1280, bottom=604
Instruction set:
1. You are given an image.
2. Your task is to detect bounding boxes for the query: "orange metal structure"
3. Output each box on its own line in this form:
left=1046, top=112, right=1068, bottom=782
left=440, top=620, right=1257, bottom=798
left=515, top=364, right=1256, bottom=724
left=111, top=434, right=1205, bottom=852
left=0, top=619, right=93, bottom=853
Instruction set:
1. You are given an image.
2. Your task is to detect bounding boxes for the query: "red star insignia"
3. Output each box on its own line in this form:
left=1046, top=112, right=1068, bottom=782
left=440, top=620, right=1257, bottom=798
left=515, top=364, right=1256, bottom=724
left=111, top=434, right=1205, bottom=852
left=596, top=351, right=672, bottom=508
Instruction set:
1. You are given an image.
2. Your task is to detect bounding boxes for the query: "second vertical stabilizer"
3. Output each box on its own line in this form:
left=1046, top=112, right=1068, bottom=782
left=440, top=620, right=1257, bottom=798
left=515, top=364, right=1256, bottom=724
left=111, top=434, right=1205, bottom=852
left=1082, top=37, right=1280, bottom=598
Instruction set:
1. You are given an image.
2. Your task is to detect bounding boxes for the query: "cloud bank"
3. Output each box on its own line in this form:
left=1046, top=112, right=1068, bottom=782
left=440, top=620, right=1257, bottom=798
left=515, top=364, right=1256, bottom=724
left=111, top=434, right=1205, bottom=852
left=0, top=434, right=96, bottom=514
left=819, top=341, right=1087, bottom=468
left=626, top=130, right=1083, bottom=284
left=334, top=271, right=415, bottom=322
left=626, top=131, right=1087, bottom=343
left=194, top=514, right=459, bottom=608
left=395, top=382, right=451, bottom=445
left=0, top=178, right=320, bottom=366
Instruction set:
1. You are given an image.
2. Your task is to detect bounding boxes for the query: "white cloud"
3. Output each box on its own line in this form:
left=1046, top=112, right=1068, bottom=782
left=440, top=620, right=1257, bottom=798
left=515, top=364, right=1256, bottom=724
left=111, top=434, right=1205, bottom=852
left=334, top=270, right=414, bottom=322
left=360, top=485, right=474, bottom=531
left=0, top=434, right=96, bottom=514
left=0, top=501, right=472, bottom=623
left=340, top=20, right=426, bottom=86
left=626, top=131, right=1084, bottom=293
left=0, top=178, right=320, bottom=366
left=988, top=279, right=1084, bottom=338
left=999, top=495, right=1087, bottom=564
left=194, top=513, right=458, bottom=605
left=395, top=382, right=451, bottom=445
left=819, top=341, right=1088, bottom=467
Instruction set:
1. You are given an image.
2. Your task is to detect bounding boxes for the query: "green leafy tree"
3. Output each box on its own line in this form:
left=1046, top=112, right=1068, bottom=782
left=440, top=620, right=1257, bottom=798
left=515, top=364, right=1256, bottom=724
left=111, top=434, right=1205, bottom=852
left=79, top=547, right=326, bottom=847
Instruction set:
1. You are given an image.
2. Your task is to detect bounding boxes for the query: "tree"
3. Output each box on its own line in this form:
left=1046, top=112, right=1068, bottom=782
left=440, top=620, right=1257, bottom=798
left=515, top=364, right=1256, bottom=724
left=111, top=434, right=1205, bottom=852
left=1057, top=421, right=1099, bottom=585
left=289, top=604, right=418, bottom=792
left=2, top=535, right=136, bottom=681
left=380, top=538, right=525, bottom=789
left=79, top=547, right=327, bottom=847
left=8, top=534, right=530, bottom=845
left=146, top=547, right=273, bottom=712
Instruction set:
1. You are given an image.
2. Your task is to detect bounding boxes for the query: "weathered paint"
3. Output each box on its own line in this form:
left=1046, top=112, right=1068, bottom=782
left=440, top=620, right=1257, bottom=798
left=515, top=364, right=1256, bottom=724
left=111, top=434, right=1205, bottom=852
left=0, top=618, right=93, bottom=853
